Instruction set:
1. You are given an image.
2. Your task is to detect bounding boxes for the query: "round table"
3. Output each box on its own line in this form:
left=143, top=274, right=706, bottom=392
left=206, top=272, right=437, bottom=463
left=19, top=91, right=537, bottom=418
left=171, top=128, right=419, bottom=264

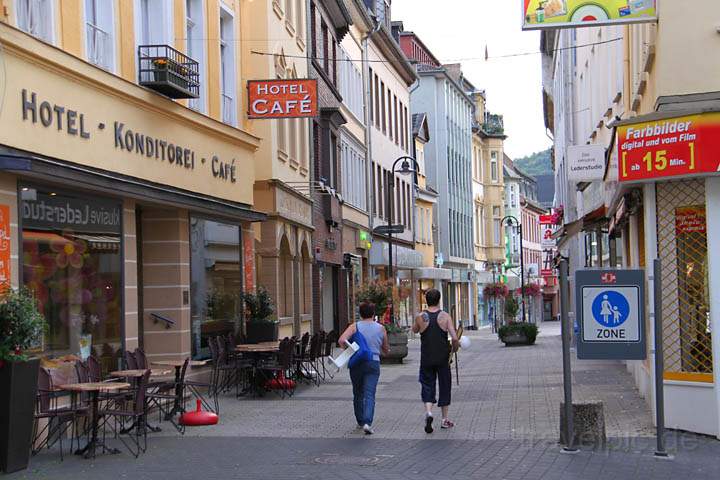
left=150, top=360, right=208, bottom=419
left=59, top=382, right=130, bottom=458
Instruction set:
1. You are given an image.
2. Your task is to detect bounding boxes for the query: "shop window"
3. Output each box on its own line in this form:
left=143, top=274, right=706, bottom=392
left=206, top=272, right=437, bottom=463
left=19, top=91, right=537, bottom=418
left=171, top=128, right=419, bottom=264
left=21, top=186, right=122, bottom=373
left=656, top=180, right=711, bottom=380
left=190, top=217, right=242, bottom=360
left=16, top=0, right=54, bottom=43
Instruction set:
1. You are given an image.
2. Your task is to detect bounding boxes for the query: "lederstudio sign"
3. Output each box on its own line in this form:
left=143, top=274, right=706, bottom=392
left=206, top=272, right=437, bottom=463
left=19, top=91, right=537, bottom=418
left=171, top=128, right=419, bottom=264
left=19, top=89, right=238, bottom=184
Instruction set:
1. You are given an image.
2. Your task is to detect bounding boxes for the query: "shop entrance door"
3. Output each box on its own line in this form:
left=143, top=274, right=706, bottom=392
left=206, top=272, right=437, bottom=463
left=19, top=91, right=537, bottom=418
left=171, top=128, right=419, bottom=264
left=543, top=299, right=553, bottom=322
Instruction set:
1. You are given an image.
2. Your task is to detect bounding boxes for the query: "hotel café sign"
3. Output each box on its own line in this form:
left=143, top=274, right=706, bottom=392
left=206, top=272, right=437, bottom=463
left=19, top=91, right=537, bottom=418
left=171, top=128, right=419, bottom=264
left=247, top=79, right=318, bottom=119
left=20, top=90, right=238, bottom=184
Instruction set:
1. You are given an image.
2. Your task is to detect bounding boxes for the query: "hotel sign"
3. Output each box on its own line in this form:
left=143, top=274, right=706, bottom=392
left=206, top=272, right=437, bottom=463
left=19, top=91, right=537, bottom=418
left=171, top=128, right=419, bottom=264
left=617, top=113, right=720, bottom=183
left=247, top=79, right=318, bottom=119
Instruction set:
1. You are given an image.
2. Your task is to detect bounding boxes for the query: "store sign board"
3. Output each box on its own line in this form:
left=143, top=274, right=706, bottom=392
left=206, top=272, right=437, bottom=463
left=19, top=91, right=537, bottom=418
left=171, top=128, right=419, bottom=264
left=247, top=79, right=318, bottom=119
left=567, top=144, right=606, bottom=182
left=618, top=112, right=720, bottom=183
left=0, top=205, right=10, bottom=285
left=21, top=189, right=122, bottom=234
left=539, top=214, right=554, bottom=225
left=541, top=225, right=555, bottom=248
left=522, top=0, right=657, bottom=30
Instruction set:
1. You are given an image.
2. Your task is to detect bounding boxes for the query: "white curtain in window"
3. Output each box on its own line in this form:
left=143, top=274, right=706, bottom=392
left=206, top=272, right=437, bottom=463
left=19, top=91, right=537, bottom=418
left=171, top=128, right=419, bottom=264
left=17, top=0, right=51, bottom=41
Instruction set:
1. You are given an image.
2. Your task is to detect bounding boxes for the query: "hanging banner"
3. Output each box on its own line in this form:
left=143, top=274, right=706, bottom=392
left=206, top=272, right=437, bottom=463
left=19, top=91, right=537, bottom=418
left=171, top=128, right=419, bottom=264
left=0, top=205, right=10, bottom=286
left=247, top=79, right=318, bottom=119
left=617, top=112, right=720, bottom=183
left=522, top=0, right=657, bottom=30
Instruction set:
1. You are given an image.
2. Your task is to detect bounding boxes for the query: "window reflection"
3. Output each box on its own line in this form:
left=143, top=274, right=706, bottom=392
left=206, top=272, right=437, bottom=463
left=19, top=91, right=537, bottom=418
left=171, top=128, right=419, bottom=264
left=190, top=217, right=242, bottom=359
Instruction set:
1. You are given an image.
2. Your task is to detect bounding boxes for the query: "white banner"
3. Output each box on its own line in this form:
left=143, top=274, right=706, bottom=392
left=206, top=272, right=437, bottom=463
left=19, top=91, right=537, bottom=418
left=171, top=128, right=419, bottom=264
left=567, top=144, right=606, bottom=182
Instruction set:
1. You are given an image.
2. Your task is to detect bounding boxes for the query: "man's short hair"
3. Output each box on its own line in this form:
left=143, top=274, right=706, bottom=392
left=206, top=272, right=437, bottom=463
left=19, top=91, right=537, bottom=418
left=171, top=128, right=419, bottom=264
left=358, top=302, right=376, bottom=319
left=425, top=289, right=441, bottom=307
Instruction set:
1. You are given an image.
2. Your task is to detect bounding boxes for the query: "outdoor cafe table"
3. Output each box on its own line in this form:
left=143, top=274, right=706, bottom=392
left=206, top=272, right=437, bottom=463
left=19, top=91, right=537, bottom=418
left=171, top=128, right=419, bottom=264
left=108, top=369, right=172, bottom=433
left=150, top=360, right=208, bottom=418
left=59, top=382, right=131, bottom=458
left=235, top=343, right=281, bottom=397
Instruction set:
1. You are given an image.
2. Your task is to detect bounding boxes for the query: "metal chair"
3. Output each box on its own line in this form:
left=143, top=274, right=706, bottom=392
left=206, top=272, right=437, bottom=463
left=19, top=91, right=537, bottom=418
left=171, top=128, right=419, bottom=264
left=124, top=350, right=138, bottom=370
left=99, top=370, right=151, bottom=457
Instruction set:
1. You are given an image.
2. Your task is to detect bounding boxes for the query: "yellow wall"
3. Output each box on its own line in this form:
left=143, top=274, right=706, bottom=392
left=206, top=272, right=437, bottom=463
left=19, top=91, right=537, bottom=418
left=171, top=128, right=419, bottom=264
left=0, top=24, right=258, bottom=206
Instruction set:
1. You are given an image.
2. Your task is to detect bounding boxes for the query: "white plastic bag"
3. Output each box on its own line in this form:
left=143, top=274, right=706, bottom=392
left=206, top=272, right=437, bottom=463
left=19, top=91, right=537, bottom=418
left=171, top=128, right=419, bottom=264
left=329, top=341, right=359, bottom=369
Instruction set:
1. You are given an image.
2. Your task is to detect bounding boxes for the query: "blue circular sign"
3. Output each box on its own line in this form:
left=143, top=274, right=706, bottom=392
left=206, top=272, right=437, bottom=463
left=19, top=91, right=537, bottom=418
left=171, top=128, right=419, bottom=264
left=591, top=291, right=630, bottom=328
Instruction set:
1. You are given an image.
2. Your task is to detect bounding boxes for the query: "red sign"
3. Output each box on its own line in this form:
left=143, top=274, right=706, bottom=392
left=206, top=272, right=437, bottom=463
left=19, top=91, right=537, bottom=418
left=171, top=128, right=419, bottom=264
left=617, top=112, right=720, bottom=182
left=675, top=206, right=706, bottom=234
left=243, top=232, right=255, bottom=291
left=247, top=79, right=318, bottom=119
left=541, top=269, right=554, bottom=277
left=0, top=205, right=10, bottom=286
left=601, top=273, right=617, bottom=284
left=539, top=214, right=554, bottom=225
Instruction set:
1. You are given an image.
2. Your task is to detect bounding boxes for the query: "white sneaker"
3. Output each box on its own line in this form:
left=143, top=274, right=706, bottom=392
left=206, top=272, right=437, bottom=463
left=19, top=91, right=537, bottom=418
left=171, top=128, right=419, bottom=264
left=363, top=424, right=374, bottom=435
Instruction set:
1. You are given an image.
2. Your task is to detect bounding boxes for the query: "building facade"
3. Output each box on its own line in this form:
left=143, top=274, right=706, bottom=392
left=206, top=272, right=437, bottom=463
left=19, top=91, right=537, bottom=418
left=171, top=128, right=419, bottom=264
left=1, top=0, right=265, bottom=368
left=543, top=0, right=720, bottom=437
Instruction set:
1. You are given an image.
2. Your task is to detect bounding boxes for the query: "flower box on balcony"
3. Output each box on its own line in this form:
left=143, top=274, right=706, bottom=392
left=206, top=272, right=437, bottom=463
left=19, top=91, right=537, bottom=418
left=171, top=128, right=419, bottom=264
left=138, top=45, right=199, bottom=99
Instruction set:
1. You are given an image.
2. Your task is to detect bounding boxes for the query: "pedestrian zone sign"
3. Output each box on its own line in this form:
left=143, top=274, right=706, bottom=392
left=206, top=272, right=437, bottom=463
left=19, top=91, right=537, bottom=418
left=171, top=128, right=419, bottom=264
left=575, top=269, right=646, bottom=360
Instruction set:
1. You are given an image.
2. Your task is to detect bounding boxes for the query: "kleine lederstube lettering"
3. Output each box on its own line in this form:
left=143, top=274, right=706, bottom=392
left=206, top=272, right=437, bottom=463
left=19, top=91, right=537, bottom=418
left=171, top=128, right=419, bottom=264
left=22, top=200, right=120, bottom=231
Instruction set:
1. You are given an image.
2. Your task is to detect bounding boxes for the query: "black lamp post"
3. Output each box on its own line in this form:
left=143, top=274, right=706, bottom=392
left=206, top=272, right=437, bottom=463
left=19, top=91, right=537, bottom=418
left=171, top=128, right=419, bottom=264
left=387, top=155, right=419, bottom=320
left=502, top=215, right=526, bottom=323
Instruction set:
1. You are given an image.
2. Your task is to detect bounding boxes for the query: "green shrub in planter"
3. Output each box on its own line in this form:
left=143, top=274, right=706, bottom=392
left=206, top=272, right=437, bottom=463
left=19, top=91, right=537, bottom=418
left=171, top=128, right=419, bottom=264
left=240, top=288, right=278, bottom=343
left=498, top=322, right=539, bottom=345
left=0, top=288, right=46, bottom=473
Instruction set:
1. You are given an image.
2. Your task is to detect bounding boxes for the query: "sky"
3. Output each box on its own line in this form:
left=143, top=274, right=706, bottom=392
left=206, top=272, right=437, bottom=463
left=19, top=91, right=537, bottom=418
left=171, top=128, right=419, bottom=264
left=392, top=0, right=553, bottom=160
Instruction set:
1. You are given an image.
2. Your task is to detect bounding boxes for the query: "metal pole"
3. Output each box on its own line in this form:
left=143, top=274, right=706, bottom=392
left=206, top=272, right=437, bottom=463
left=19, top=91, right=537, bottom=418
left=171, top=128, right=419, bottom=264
left=388, top=172, right=394, bottom=321
left=559, top=259, right=578, bottom=452
left=653, top=258, right=669, bottom=458
left=519, top=222, right=526, bottom=323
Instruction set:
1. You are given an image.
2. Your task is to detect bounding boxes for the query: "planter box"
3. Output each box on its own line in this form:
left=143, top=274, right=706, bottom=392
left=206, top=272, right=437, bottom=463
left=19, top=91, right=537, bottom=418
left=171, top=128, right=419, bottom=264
left=0, top=358, right=40, bottom=473
left=381, top=331, right=408, bottom=364
left=246, top=322, right=279, bottom=344
left=500, top=332, right=532, bottom=346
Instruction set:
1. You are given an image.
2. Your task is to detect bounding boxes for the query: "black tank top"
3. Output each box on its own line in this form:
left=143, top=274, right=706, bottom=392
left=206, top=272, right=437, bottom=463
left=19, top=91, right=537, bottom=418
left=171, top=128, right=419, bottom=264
left=420, top=310, right=450, bottom=367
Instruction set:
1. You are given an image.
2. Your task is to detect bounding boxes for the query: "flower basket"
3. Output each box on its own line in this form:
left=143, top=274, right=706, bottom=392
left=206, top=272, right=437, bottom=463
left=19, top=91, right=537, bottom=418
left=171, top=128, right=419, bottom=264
left=519, top=283, right=542, bottom=298
left=483, top=282, right=509, bottom=299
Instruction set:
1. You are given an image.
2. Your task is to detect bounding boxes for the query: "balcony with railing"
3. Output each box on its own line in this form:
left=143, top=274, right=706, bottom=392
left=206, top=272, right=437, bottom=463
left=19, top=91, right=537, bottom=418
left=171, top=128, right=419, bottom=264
left=138, top=45, right=200, bottom=99
left=481, top=113, right=505, bottom=136
left=87, top=23, right=111, bottom=71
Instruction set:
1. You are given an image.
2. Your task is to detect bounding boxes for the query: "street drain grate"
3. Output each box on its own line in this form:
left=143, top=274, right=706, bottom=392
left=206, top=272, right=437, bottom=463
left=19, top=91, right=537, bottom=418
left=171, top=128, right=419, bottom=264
left=313, top=455, right=382, bottom=466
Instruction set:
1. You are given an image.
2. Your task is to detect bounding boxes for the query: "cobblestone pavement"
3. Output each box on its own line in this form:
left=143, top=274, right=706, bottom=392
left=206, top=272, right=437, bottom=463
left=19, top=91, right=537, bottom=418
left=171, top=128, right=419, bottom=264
left=13, top=321, right=720, bottom=479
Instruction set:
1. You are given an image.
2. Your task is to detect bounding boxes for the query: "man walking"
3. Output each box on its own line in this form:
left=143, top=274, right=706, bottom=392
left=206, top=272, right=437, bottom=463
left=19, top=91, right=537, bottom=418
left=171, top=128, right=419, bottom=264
left=412, top=289, right=459, bottom=433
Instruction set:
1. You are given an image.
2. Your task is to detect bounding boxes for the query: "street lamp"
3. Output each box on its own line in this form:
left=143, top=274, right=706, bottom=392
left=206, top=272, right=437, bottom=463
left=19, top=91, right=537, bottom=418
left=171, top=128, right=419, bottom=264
left=502, top=215, right=526, bottom=323
left=386, top=155, right=419, bottom=321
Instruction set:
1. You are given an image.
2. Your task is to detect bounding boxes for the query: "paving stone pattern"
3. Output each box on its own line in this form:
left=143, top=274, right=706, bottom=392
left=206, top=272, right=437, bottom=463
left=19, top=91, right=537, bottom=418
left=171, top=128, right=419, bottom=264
left=13, top=321, right=720, bottom=480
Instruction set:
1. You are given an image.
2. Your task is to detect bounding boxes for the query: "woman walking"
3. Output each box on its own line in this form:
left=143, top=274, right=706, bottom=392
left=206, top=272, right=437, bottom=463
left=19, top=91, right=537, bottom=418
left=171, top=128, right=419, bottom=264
left=338, top=302, right=389, bottom=435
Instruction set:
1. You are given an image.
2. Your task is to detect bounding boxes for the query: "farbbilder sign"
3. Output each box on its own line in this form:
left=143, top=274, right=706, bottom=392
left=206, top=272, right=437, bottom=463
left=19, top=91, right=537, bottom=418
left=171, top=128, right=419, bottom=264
left=22, top=191, right=122, bottom=234
left=567, top=144, right=606, bottom=182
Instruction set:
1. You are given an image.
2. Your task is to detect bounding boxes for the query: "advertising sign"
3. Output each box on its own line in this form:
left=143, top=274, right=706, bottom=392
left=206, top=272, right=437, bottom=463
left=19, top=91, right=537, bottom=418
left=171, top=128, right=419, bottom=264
left=0, top=205, right=10, bottom=286
left=618, top=112, right=720, bottom=183
left=567, top=144, right=606, bottom=182
left=522, top=0, right=657, bottom=30
left=575, top=269, right=646, bottom=360
left=539, top=214, right=554, bottom=225
left=247, top=79, right=318, bottom=119
left=675, top=206, right=706, bottom=235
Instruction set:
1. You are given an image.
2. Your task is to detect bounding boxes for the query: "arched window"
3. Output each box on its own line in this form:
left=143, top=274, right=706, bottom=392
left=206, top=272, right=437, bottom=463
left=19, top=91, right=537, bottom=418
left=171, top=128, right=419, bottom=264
left=279, top=236, right=293, bottom=318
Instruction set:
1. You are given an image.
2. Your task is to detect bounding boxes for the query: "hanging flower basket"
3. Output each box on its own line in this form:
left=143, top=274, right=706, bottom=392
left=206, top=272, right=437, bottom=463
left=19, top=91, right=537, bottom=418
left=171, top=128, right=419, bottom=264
left=483, top=283, right=509, bottom=299
left=519, top=283, right=542, bottom=298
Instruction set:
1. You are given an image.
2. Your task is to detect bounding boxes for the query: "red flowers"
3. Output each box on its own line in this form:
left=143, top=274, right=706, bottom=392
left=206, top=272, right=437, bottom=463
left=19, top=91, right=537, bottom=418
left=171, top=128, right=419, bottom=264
left=519, top=283, right=542, bottom=297
left=483, top=283, right=509, bottom=298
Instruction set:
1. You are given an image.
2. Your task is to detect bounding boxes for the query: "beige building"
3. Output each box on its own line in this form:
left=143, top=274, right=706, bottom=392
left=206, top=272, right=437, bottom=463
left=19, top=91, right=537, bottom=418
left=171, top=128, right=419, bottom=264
left=543, top=0, right=720, bottom=437
left=242, top=0, right=313, bottom=339
left=464, top=83, right=506, bottom=327
left=0, top=0, right=265, bottom=367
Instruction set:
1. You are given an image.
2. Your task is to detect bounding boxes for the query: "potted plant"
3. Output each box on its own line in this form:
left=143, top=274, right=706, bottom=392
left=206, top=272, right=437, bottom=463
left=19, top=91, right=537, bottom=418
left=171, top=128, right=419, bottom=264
left=0, top=287, right=46, bottom=473
left=498, top=322, right=539, bottom=346
left=240, top=287, right=278, bottom=344
left=504, top=295, right=520, bottom=324
left=357, top=280, right=409, bottom=364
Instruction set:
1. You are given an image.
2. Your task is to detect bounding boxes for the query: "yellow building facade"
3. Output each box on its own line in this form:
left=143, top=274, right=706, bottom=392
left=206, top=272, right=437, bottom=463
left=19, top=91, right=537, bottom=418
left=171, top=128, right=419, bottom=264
left=0, top=0, right=271, bottom=368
